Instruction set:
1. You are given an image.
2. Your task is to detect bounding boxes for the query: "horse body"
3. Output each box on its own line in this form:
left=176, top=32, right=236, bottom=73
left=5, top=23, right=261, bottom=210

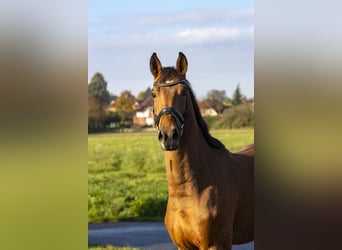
left=150, top=52, right=253, bottom=250
left=163, top=115, right=253, bottom=250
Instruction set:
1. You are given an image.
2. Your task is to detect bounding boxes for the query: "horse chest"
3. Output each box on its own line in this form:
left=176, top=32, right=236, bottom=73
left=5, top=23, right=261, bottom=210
left=165, top=188, right=220, bottom=248
left=165, top=204, right=204, bottom=248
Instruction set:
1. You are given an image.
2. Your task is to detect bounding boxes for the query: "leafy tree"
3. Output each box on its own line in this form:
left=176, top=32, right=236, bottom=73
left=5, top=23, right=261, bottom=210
left=232, top=84, right=243, bottom=106
left=199, top=89, right=226, bottom=114
left=88, top=72, right=112, bottom=129
left=109, top=94, right=118, bottom=102
left=88, top=72, right=110, bottom=104
left=136, top=87, right=151, bottom=102
left=207, top=89, right=226, bottom=103
left=88, top=95, right=105, bottom=128
left=114, top=90, right=136, bottom=123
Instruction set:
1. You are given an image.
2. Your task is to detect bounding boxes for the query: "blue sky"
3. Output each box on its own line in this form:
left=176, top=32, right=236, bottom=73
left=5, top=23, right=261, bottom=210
left=88, top=0, right=254, bottom=99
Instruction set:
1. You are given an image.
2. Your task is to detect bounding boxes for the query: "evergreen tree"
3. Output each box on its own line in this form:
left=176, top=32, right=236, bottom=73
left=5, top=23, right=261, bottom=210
left=232, top=84, right=243, bottom=106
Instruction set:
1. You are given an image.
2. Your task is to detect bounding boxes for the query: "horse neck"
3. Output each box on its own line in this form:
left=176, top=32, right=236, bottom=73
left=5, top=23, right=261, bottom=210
left=163, top=106, right=212, bottom=190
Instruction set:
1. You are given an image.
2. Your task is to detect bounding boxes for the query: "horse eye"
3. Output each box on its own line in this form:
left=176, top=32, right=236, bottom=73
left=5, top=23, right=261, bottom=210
left=151, top=92, right=156, bottom=98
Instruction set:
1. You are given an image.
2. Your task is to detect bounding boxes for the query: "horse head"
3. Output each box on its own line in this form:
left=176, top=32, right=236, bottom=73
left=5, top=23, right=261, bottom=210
left=150, top=52, right=189, bottom=151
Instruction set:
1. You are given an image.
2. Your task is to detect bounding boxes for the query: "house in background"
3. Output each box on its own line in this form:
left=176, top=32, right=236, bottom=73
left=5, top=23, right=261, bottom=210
left=132, top=96, right=154, bottom=127
left=107, top=100, right=117, bottom=112
left=133, top=106, right=154, bottom=127
left=200, top=108, right=218, bottom=117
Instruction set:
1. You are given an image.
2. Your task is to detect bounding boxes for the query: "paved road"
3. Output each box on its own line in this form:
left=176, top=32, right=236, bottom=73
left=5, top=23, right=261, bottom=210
left=88, top=222, right=254, bottom=250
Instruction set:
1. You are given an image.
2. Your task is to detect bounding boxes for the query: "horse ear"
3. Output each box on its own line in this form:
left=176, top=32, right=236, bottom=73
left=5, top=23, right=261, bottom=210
left=176, top=52, right=188, bottom=76
left=150, top=52, right=162, bottom=79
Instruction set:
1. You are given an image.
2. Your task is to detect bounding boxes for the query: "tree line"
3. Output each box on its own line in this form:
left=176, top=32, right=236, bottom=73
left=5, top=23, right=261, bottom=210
left=88, top=72, right=254, bottom=131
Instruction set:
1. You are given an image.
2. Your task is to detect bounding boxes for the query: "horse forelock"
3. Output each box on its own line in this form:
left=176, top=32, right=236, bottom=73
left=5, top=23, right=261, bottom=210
left=155, top=67, right=185, bottom=84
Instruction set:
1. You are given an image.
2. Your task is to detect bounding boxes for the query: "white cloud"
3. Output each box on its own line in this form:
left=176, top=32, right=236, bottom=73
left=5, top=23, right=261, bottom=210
left=89, top=8, right=254, bottom=48
left=177, top=27, right=243, bottom=44
left=89, top=25, right=254, bottom=49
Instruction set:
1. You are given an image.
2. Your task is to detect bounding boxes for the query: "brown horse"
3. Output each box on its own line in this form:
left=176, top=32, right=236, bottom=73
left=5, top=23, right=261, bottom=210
left=150, top=52, right=254, bottom=250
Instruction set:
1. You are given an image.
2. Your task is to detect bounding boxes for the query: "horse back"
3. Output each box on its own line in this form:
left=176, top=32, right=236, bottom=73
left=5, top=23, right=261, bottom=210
left=237, top=143, right=254, bottom=157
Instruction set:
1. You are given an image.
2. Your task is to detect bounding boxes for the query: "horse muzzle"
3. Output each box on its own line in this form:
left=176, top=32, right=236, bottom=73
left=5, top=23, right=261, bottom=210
left=154, top=107, right=185, bottom=151
left=158, top=127, right=180, bottom=151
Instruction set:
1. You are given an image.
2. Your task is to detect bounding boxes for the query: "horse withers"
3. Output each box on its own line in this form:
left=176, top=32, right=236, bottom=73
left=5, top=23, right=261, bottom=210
left=150, top=52, right=254, bottom=250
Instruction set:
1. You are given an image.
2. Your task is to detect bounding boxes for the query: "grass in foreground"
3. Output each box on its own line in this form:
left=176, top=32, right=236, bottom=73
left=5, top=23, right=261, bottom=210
left=88, top=129, right=254, bottom=222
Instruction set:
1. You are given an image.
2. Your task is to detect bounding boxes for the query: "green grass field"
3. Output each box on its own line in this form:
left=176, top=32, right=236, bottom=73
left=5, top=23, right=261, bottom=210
left=88, top=129, right=253, bottom=222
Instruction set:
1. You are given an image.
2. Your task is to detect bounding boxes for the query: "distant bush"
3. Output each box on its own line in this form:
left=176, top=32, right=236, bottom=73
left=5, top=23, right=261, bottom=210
left=202, top=116, right=220, bottom=128
left=213, top=104, right=254, bottom=129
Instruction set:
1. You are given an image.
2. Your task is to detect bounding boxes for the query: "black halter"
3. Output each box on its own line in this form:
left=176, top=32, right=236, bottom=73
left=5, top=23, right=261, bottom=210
left=152, top=80, right=189, bottom=136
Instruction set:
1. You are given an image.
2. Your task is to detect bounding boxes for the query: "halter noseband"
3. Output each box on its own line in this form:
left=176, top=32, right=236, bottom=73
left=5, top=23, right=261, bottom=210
left=152, top=80, right=189, bottom=136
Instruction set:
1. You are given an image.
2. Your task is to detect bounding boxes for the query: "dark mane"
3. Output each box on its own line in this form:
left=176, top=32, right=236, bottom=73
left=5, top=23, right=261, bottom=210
left=187, top=84, right=226, bottom=150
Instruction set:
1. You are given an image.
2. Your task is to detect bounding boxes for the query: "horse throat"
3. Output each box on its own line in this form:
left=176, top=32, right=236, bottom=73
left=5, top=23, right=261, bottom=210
left=163, top=116, right=210, bottom=190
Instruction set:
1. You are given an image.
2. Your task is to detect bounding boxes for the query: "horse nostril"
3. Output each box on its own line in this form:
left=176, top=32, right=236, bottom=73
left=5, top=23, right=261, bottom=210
left=158, top=130, right=169, bottom=142
left=171, top=129, right=179, bottom=141
left=158, top=131, right=163, bottom=142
